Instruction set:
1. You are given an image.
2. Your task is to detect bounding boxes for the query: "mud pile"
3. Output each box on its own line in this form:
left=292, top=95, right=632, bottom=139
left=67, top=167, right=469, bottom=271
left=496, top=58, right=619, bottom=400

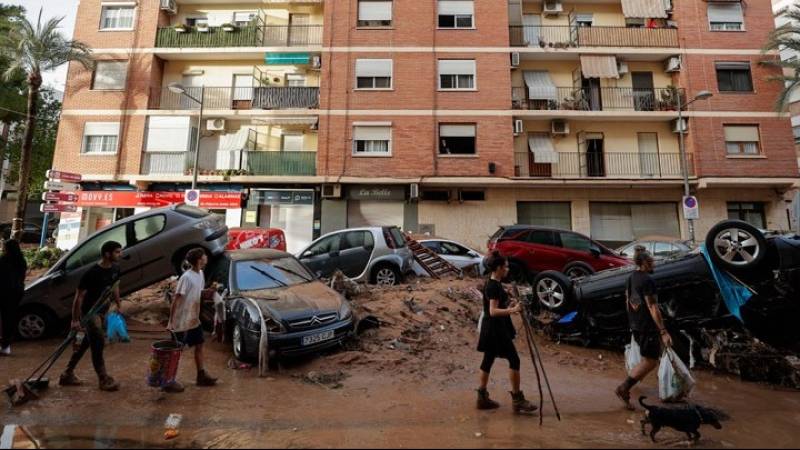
left=121, top=278, right=176, bottom=326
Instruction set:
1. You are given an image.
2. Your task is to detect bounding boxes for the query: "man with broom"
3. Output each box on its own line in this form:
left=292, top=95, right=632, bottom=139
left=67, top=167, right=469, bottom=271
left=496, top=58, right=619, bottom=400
left=59, top=241, right=123, bottom=392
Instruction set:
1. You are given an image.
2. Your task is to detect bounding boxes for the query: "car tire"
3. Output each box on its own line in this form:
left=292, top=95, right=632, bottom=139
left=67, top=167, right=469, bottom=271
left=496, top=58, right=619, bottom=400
left=232, top=324, right=248, bottom=361
left=17, top=306, right=57, bottom=340
left=173, top=246, right=206, bottom=275
left=533, top=271, right=577, bottom=314
left=706, top=220, right=768, bottom=273
left=563, top=263, right=594, bottom=280
left=371, top=263, right=401, bottom=286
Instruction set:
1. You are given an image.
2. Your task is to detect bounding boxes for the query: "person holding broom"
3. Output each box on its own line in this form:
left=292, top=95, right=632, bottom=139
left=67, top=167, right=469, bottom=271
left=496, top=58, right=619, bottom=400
left=0, top=239, right=27, bottom=356
left=476, top=251, right=538, bottom=414
left=59, top=241, right=123, bottom=392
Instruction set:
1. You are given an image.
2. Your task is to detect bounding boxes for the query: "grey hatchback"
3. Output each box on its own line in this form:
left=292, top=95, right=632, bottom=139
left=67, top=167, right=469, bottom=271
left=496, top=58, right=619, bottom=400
left=19, top=205, right=229, bottom=340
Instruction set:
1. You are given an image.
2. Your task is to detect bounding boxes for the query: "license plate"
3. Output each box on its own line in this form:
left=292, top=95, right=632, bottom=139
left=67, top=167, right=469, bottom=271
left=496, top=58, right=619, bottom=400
left=302, top=330, right=335, bottom=346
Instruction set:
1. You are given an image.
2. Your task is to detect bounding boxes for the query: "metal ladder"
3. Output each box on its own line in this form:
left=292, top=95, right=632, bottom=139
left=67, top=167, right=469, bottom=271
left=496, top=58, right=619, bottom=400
left=405, top=235, right=462, bottom=279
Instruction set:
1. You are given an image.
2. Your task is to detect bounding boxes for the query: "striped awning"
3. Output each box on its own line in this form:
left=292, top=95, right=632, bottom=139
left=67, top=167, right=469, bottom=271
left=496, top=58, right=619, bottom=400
left=524, top=71, right=558, bottom=101
left=528, top=134, right=559, bottom=164
left=621, top=0, right=668, bottom=19
left=581, top=55, right=620, bottom=79
left=253, top=117, right=318, bottom=126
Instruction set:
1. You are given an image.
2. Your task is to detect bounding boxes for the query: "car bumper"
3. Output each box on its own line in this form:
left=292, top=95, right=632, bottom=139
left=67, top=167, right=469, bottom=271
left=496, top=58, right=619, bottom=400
left=244, top=318, right=355, bottom=358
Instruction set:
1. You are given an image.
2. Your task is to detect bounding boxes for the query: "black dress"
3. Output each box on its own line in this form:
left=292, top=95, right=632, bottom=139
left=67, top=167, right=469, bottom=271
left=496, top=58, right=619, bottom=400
left=0, top=256, right=26, bottom=346
left=477, top=279, right=517, bottom=358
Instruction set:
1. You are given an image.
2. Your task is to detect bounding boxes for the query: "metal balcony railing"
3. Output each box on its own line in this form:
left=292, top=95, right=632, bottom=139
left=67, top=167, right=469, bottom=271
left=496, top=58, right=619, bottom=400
left=253, top=87, right=319, bottom=109
left=149, top=86, right=320, bottom=110
left=262, top=25, right=323, bottom=47
left=511, top=87, right=685, bottom=112
left=509, top=25, right=679, bottom=48
left=217, top=150, right=317, bottom=175
left=513, top=152, right=694, bottom=179
left=142, top=152, right=192, bottom=175
left=155, top=24, right=323, bottom=48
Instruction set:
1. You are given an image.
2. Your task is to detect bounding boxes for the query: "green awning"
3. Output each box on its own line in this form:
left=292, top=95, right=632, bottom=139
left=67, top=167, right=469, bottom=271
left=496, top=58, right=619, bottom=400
left=265, top=53, right=311, bottom=65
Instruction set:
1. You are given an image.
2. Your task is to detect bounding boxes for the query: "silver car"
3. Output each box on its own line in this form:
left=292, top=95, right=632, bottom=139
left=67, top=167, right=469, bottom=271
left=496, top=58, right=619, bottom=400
left=297, top=227, right=414, bottom=286
left=412, top=239, right=485, bottom=277
left=19, top=205, right=229, bottom=340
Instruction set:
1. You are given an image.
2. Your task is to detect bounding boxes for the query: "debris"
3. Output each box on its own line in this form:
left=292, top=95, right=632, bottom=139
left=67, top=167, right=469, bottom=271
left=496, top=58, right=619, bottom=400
left=164, top=414, right=183, bottom=441
left=330, top=271, right=362, bottom=298
left=300, top=371, right=349, bottom=389
left=356, top=316, right=381, bottom=335
left=474, top=432, right=483, bottom=438
left=227, top=359, right=252, bottom=371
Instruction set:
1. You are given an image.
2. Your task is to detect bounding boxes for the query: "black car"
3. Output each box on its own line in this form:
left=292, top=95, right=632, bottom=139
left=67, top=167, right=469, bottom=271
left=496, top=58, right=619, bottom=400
left=530, top=220, right=800, bottom=350
left=0, top=221, right=56, bottom=244
left=206, top=249, right=356, bottom=367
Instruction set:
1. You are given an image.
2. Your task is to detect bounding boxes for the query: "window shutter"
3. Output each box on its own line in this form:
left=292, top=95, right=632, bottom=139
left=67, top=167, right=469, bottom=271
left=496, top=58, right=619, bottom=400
left=146, top=116, right=192, bottom=152
left=708, top=3, right=743, bottom=23
left=358, top=1, right=392, bottom=21
left=724, top=125, right=759, bottom=142
left=84, top=122, right=120, bottom=137
left=440, top=124, right=476, bottom=137
left=438, top=1, right=474, bottom=16
left=355, top=59, right=393, bottom=77
left=354, top=126, right=392, bottom=141
left=715, top=61, right=750, bottom=71
left=438, top=60, right=476, bottom=76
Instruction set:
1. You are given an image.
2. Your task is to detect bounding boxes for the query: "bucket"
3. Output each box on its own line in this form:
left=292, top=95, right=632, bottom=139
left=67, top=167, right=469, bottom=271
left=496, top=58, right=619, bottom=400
left=147, top=340, right=183, bottom=388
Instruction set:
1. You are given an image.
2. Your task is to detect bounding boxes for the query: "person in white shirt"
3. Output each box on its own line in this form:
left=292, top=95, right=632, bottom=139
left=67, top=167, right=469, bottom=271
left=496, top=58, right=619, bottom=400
left=166, top=248, right=218, bottom=392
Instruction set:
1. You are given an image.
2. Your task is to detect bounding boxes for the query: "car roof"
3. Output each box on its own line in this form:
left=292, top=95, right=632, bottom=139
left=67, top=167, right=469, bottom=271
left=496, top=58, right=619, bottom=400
left=501, top=225, right=573, bottom=234
left=226, top=249, right=293, bottom=261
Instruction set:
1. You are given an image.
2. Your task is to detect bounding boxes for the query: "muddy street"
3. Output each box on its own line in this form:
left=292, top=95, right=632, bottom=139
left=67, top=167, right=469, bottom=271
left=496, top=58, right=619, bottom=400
left=2, top=279, right=800, bottom=449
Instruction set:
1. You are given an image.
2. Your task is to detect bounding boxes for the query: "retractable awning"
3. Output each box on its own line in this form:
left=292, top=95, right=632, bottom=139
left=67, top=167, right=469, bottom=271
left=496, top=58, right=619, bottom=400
left=528, top=134, right=559, bottom=164
left=253, top=117, right=318, bottom=126
left=524, top=71, right=558, bottom=101
left=265, top=53, right=311, bottom=65
left=581, top=55, right=620, bottom=79
left=621, top=0, right=668, bottom=19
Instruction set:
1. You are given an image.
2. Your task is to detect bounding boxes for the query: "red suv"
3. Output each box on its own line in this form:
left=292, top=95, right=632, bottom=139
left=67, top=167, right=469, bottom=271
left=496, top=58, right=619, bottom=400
left=487, top=226, right=631, bottom=281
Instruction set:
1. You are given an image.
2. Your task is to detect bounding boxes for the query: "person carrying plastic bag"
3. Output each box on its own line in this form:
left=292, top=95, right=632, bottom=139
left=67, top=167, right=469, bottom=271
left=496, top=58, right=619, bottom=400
left=659, top=347, right=695, bottom=402
left=106, top=310, right=130, bottom=344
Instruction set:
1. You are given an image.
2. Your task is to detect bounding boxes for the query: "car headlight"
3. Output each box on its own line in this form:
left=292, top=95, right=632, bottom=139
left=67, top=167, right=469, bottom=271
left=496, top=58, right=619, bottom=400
left=263, top=316, right=285, bottom=333
left=339, top=302, right=353, bottom=321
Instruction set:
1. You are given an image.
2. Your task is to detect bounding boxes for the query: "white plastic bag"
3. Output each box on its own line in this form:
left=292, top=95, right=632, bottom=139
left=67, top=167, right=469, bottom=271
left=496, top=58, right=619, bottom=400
left=625, top=335, right=642, bottom=375
left=658, top=348, right=696, bottom=402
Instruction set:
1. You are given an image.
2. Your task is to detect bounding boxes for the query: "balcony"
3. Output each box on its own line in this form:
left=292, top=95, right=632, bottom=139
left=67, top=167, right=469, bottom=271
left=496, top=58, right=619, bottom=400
left=142, top=152, right=192, bottom=176
left=155, top=25, right=323, bottom=48
left=511, top=87, right=683, bottom=112
left=509, top=25, right=679, bottom=48
left=149, top=86, right=320, bottom=110
left=513, top=152, right=693, bottom=179
left=142, top=150, right=316, bottom=176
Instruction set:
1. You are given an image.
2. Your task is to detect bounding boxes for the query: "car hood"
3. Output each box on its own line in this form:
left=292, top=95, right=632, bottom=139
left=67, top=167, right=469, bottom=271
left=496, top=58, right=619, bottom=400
left=242, top=281, right=344, bottom=319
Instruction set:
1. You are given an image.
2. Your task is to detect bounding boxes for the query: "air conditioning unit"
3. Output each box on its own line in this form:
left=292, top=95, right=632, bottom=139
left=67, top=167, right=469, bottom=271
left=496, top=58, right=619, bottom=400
left=160, top=0, right=177, bottom=15
left=617, top=62, right=630, bottom=76
left=551, top=119, right=569, bottom=136
left=514, top=119, right=524, bottom=136
left=322, top=184, right=342, bottom=199
left=409, top=183, right=420, bottom=200
left=665, top=56, right=682, bottom=73
left=543, top=0, right=563, bottom=17
left=311, top=56, right=322, bottom=70
left=511, top=52, right=521, bottom=69
left=207, top=118, right=226, bottom=131
left=671, top=118, right=688, bottom=133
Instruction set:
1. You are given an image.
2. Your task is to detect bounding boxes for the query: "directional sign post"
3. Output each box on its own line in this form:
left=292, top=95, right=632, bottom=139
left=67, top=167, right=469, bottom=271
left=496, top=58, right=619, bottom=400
left=40, top=203, right=78, bottom=214
left=43, top=192, right=79, bottom=203
left=41, top=171, right=82, bottom=248
left=44, top=180, right=81, bottom=192
left=45, top=170, right=82, bottom=183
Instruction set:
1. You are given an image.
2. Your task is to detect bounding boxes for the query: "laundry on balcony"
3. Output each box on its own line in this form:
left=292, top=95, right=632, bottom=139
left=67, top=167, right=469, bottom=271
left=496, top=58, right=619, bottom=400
left=523, top=71, right=558, bottom=101
left=580, top=55, right=620, bottom=79
left=621, top=0, right=669, bottom=19
left=528, top=134, right=559, bottom=164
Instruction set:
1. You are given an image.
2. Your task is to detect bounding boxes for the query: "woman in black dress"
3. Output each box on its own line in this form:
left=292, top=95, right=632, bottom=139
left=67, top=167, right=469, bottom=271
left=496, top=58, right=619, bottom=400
left=0, top=239, right=27, bottom=356
left=476, top=251, right=537, bottom=414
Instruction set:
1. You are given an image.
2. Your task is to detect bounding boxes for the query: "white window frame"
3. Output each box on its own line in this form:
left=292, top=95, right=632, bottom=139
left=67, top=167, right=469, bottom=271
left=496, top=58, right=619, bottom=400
left=437, top=0, right=475, bottom=30
left=281, top=133, right=305, bottom=152
left=92, top=60, right=129, bottom=91
left=724, top=125, right=761, bottom=156
left=82, top=122, right=120, bottom=155
left=354, top=59, right=394, bottom=90
left=99, top=3, right=136, bottom=31
left=352, top=122, right=392, bottom=157
left=438, top=59, right=477, bottom=91
left=708, top=2, right=745, bottom=32
left=438, top=123, right=477, bottom=156
left=357, top=0, right=393, bottom=27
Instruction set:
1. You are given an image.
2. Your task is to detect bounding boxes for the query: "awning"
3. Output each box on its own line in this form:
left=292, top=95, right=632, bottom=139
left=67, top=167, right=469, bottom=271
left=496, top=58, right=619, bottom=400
left=528, top=134, right=559, bottom=164
left=523, top=71, right=558, bottom=101
left=265, top=53, right=311, bottom=65
left=253, top=117, right=318, bottom=126
left=581, top=55, right=620, bottom=79
left=621, top=0, right=668, bottom=19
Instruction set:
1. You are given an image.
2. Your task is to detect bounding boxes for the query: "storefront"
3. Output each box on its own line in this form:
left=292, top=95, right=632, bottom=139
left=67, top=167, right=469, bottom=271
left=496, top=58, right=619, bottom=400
left=243, top=189, right=315, bottom=253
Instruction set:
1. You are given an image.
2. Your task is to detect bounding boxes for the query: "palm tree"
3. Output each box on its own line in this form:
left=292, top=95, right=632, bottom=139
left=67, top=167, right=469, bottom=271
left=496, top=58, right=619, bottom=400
left=1, top=10, right=92, bottom=240
left=764, top=8, right=800, bottom=111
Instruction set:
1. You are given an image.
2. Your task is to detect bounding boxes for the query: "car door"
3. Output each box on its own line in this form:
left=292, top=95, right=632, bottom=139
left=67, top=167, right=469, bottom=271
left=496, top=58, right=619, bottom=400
left=557, top=231, right=600, bottom=271
left=299, top=233, right=341, bottom=278
left=524, top=230, right=568, bottom=273
left=129, top=214, right=169, bottom=290
left=338, top=230, right=375, bottom=278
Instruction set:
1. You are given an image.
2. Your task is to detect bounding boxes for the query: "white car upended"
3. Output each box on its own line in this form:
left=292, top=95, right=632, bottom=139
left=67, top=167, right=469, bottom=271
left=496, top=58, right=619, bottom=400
left=412, top=239, right=485, bottom=277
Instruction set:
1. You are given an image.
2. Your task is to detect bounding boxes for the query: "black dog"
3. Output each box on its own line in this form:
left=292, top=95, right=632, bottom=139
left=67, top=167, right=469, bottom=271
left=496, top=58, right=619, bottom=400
left=639, top=397, right=730, bottom=443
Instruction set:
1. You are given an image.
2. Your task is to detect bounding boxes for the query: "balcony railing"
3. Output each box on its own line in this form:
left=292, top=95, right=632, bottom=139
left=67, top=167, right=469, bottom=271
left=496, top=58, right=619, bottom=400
left=142, top=152, right=192, bottom=175
left=149, top=86, right=320, bottom=110
left=155, top=24, right=323, bottom=48
left=509, top=25, right=679, bottom=48
left=143, top=150, right=316, bottom=176
left=511, top=87, right=684, bottom=112
left=513, top=152, right=694, bottom=179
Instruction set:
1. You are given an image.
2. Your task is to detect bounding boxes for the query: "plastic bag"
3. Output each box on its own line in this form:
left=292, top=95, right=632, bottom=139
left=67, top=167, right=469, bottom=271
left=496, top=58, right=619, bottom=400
left=625, top=335, right=642, bottom=375
left=658, top=348, right=695, bottom=402
left=106, top=312, right=130, bottom=343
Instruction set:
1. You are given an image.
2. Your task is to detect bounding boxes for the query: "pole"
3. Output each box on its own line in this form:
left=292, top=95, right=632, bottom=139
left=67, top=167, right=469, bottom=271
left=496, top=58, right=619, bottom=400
left=191, top=86, right=205, bottom=191
left=39, top=212, right=50, bottom=248
left=677, top=91, right=696, bottom=244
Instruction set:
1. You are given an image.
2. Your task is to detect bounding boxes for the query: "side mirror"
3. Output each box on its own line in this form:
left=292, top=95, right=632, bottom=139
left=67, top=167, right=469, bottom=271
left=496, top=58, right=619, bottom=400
left=590, top=248, right=601, bottom=258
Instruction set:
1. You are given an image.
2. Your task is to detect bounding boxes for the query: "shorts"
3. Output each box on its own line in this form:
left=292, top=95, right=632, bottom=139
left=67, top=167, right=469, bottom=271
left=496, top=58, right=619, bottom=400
left=175, top=326, right=205, bottom=348
left=634, top=331, right=662, bottom=360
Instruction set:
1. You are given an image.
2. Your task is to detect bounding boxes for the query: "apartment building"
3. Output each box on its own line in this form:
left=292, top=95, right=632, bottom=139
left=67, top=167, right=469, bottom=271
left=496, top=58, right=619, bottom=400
left=52, top=0, right=800, bottom=252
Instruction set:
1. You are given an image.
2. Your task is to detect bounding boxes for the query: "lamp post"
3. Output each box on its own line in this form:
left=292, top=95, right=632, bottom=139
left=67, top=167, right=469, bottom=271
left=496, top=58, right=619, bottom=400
left=676, top=89, right=713, bottom=244
left=168, top=82, right=205, bottom=190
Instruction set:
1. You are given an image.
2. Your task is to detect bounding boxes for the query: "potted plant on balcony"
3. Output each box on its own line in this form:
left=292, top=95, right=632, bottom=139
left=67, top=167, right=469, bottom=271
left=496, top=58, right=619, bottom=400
left=174, top=24, right=189, bottom=33
left=221, top=23, right=238, bottom=32
left=196, top=22, right=210, bottom=33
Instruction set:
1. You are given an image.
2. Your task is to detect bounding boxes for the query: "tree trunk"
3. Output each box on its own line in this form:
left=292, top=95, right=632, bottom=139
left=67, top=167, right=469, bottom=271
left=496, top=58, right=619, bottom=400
left=11, top=73, right=41, bottom=241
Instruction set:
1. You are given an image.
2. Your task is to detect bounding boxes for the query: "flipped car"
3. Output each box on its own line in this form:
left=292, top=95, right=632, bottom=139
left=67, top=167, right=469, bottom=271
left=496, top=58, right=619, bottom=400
left=530, top=220, right=800, bottom=350
left=205, top=249, right=355, bottom=367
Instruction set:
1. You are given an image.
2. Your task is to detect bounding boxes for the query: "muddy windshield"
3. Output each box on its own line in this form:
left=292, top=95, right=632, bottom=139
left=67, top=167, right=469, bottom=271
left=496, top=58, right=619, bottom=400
left=235, top=257, right=314, bottom=291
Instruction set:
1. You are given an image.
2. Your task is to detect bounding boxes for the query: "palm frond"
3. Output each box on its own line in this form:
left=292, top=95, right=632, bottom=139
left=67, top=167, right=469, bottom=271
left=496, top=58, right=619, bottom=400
left=764, top=7, right=800, bottom=111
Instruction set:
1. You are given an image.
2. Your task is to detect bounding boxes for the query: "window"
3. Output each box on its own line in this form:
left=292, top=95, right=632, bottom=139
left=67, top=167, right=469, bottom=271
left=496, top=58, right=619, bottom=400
left=654, top=242, right=680, bottom=258
left=82, top=122, right=120, bottom=154
left=439, top=124, right=476, bottom=155
left=439, top=60, right=476, bottom=90
left=438, top=0, right=474, bottom=29
left=727, top=202, right=766, bottom=229
left=439, top=241, right=470, bottom=256
left=235, top=258, right=314, bottom=291
left=133, top=215, right=166, bottom=244
left=305, top=234, right=340, bottom=257
left=286, top=74, right=307, bottom=87
left=233, top=11, right=257, bottom=27
left=421, top=241, right=443, bottom=253
left=559, top=232, right=592, bottom=253
left=724, top=125, right=760, bottom=155
left=341, top=231, right=375, bottom=251
left=355, top=59, right=393, bottom=89
left=576, top=13, right=594, bottom=27
left=708, top=2, right=744, bottom=31
left=65, top=224, right=128, bottom=271
left=793, top=125, right=800, bottom=143
left=716, top=62, right=753, bottom=92
left=358, top=0, right=392, bottom=27
left=526, top=230, right=558, bottom=247
left=100, top=5, right=135, bottom=30
left=92, top=61, right=128, bottom=90
left=282, top=133, right=304, bottom=152
left=353, top=124, right=392, bottom=156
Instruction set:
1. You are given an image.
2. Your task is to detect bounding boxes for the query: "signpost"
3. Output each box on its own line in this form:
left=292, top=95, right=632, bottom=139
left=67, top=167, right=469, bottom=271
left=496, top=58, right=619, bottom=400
left=44, top=180, right=81, bottom=192
left=41, top=170, right=82, bottom=248
left=40, top=204, right=78, bottom=214
left=683, top=195, right=700, bottom=221
left=184, top=189, right=201, bottom=208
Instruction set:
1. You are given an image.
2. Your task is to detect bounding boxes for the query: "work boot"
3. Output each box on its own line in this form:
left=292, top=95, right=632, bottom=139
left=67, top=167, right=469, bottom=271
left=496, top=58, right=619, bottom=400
left=196, top=370, right=218, bottom=387
left=510, top=391, right=538, bottom=415
left=162, top=381, right=185, bottom=394
left=476, top=388, right=501, bottom=410
left=615, top=384, right=634, bottom=411
left=59, top=371, right=83, bottom=387
left=0, top=345, right=11, bottom=356
left=99, top=375, right=120, bottom=392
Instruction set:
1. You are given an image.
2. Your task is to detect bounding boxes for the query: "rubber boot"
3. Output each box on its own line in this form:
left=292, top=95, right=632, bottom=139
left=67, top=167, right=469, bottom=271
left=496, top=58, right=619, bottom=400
left=196, top=370, right=218, bottom=387
left=476, top=388, right=500, bottom=410
left=59, top=371, right=83, bottom=387
left=511, top=391, right=538, bottom=415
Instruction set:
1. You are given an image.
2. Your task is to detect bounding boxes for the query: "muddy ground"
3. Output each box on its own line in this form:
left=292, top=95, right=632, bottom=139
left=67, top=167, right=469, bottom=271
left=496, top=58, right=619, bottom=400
left=2, top=278, right=800, bottom=448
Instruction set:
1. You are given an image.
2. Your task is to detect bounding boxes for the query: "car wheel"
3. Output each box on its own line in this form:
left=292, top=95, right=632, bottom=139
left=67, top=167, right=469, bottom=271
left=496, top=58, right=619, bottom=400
left=564, top=264, right=594, bottom=280
left=173, top=246, right=206, bottom=275
left=706, top=220, right=767, bottom=272
left=372, top=264, right=401, bottom=286
left=17, top=306, right=57, bottom=340
left=533, top=271, right=576, bottom=314
left=232, top=324, right=247, bottom=361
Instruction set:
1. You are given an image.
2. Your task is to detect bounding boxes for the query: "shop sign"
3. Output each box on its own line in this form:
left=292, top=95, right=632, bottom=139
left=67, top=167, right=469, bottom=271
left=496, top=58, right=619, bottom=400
left=348, top=186, right=406, bottom=201
left=75, top=191, right=243, bottom=209
left=56, top=210, right=83, bottom=251
left=252, top=190, right=314, bottom=206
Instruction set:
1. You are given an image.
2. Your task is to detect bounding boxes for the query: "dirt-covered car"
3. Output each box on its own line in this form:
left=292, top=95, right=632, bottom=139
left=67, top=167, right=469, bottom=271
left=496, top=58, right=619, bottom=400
left=530, top=220, right=800, bottom=351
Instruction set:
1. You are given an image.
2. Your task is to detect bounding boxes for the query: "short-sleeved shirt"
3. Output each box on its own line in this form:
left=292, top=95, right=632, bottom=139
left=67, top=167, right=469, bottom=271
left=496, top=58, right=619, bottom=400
left=477, top=279, right=517, bottom=356
left=626, top=271, right=658, bottom=334
left=78, top=264, right=120, bottom=316
left=168, top=270, right=205, bottom=333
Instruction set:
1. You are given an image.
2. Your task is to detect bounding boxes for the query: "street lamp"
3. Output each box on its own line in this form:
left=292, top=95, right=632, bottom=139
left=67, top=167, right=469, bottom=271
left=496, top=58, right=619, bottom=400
left=676, top=89, right=713, bottom=244
left=168, top=82, right=205, bottom=190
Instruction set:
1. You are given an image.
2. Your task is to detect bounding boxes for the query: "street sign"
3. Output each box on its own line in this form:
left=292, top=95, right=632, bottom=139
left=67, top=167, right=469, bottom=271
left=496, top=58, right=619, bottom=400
left=42, top=192, right=79, bottom=203
left=44, top=180, right=81, bottom=192
left=46, top=170, right=82, bottom=183
left=184, top=189, right=201, bottom=207
left=41, top=203, right=78, bottom=213
left=683, top=196, right=700, bottom=221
